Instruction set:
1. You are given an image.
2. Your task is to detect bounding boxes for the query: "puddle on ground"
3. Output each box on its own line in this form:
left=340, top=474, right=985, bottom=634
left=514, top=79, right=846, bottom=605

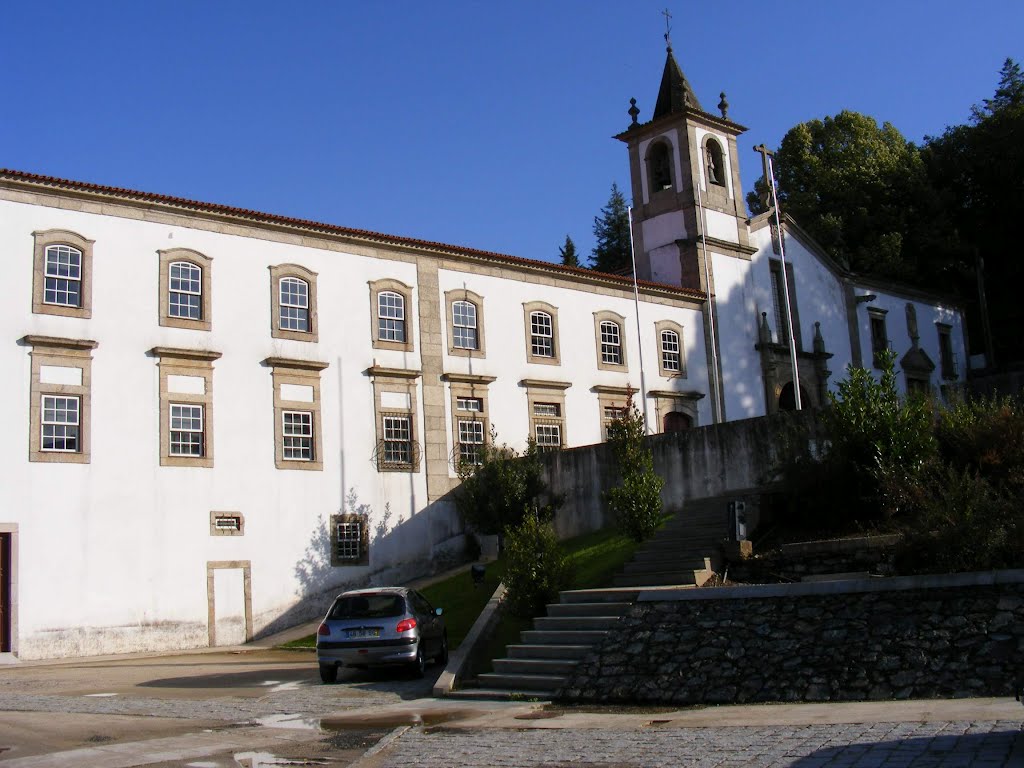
left=320, top=709, right=479, bottom=731
left=84, top=693, right=118, bottom=697
left=255, top=714, right=323, bottom=732
left=514, top=711, right=563, bottom=721
left=643, top=719, right=673, bottom=727
left=232, top=752, right=328, bottom=767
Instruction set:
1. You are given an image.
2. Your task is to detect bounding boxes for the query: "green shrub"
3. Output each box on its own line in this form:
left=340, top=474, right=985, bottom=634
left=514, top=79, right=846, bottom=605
left=502, top=511, right=573, bottom=618
left=605, top=397, right=664, bottom=541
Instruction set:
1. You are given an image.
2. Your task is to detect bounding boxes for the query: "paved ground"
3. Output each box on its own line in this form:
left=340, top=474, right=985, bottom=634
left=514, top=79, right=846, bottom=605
left=0, top=646, right=1021, bottom=766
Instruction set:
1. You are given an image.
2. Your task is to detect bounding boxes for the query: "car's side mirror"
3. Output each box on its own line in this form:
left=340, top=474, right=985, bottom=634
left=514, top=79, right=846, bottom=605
left=435, top=608, right=443, bottom=616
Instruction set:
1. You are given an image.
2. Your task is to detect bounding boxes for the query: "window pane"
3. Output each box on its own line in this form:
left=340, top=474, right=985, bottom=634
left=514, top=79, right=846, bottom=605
left=41, top=394, right=80, bottom=452
left=661, top=330, right=681, bottom=372
left=169, top=404, right=204, bottom=456
left=169, top=262, right=203, bottom=319
left=378, top=292, right=406, bottom=342
left=283, top=410, right=314, bottom=460
left=601, top=321, right=622, bottom=364
left=44, top=246, right=83, bottom=307
left=382, top=415, right=412, bottom=466
left=452, top=301, right=478, bottom=349
left=279, top=278, right=310, bottom=331
left=530, top=311, right=554, bottom=357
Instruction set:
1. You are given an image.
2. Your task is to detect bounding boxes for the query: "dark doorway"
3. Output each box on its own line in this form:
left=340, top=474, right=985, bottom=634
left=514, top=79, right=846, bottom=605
left=778, top=382, right=810, bottom=412
left=663, top=411, right=692, bottom=432
left=0, top=533, right=10, bottom=652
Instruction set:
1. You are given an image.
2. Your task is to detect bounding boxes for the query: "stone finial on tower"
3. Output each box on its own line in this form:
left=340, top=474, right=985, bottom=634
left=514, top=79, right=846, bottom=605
left=628, top=98, right=640, bottom=128
left=718, top=91, right=729, bottom=119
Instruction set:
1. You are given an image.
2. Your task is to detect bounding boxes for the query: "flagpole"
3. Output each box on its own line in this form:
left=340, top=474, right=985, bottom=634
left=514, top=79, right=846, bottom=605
left=627, top=206, right=651, bottom=433
left=695, top=180, right=723, bottom=423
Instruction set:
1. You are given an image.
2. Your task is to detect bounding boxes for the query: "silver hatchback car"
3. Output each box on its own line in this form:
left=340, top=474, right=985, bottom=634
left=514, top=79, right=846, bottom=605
left=315, top=587, right=447, bottom=682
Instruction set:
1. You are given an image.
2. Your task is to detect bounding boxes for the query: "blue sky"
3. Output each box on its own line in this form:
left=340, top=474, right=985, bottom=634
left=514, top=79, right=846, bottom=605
left=2, top=1, right=1021, bottom=265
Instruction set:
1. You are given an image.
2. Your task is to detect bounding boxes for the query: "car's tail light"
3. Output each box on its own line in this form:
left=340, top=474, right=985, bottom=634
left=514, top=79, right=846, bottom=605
left=317, top=623, right=330, bottom=636
left=396, top=618, right=417, bottom=633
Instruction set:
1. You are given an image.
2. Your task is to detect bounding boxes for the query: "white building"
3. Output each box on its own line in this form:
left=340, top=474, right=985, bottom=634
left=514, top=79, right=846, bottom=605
left=0, top=47, right=965, bottom=660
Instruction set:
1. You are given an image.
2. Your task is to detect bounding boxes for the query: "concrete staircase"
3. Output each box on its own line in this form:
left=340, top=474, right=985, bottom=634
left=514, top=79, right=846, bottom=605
left=468, top=498, right=731, bottom=698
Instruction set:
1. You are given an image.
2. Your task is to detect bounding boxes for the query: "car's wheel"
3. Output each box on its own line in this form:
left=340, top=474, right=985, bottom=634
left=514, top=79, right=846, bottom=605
left=410, top=645, right=426, bottom=678
left=319, top=664, right=338, bottom=684
left=436, top=633, right=449, bottom=667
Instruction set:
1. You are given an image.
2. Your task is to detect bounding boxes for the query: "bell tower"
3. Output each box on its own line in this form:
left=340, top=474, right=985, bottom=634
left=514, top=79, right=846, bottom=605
left=615, top=42, right=754, bottom=291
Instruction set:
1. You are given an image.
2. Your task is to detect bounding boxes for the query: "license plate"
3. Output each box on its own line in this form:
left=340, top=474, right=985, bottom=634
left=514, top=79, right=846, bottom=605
left=346, top=628, right=380, bottom=639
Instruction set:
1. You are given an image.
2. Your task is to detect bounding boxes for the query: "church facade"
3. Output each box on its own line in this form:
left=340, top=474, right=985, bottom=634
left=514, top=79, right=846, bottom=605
left=0, top=50, right=964, bottom=659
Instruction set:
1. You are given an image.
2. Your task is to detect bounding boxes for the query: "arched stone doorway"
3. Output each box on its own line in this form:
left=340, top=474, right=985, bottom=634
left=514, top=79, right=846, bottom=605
left=778, top=382, right=810, bottom=412
left=663, top=411, right=692, bottom=432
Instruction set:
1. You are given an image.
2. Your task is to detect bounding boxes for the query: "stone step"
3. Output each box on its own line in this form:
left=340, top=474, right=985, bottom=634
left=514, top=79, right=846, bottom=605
left=559, top=588, right=642, bottom=604
left=492, top=657, right=578, bottom=676
left=532, top=615, right=621, bottom=632
left=475, top=672, right=565, bottom=692
left=635, top=536, right=722, bottom=551
left=506, top=644, right=594, bottom=660
left=545, top=601, right=632, bottom=618
left=622, top=556, right=710, bottom=574
left=612, top=570, right=705, bottom=587
left=444, top=688, right=553, bottom=701
left=519, top=629, right=609, bottom=645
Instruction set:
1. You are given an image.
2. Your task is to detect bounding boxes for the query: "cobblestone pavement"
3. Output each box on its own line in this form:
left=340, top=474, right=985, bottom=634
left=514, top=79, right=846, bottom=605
left=361, top=720, right=1024, bottom=768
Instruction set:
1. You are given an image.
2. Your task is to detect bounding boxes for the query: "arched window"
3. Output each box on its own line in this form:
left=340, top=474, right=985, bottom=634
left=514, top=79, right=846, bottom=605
left=452, top=300, right=478, bottom=350
left=660, top=330, right=681, bottom=373
left=169, top=261, right=203, bottom=320
left=530, top=311, right=554, bottom=358
left=778, top=382, right=809, bottom=412
left=705, top=137, right=726, bottom=187
left=43, top=244, right=83, bottom=308
left=600, top=320, right=623, bottom=365
left=279, top=277, right=309, bottom=332
left=648, top=140, right=673, bottom=192
left=664, top=411, right=692, bottom=432
left=378, top=291, right=406, bottom=343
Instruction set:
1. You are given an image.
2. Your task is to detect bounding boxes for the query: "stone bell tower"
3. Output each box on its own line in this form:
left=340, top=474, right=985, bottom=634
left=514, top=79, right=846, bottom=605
left=615, top=42, right=754, bottom=292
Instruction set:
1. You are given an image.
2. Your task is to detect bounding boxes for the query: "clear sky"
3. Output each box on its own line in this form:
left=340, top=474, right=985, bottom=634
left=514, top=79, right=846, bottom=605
left=2, top=1, right=1021, bottom=266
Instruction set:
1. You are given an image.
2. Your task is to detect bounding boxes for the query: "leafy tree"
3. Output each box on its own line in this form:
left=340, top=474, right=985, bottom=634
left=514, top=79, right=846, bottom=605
left=454, top=431, right=558, bottom=538
left=747, top=111, right=933, bottom=280
left=558, top=234, right=580, bottom=268
left=590, top=182, right=632, bottom=273
left=605, top=396, right=664, bottom=541
left=502, top=510, right=573, bottom=617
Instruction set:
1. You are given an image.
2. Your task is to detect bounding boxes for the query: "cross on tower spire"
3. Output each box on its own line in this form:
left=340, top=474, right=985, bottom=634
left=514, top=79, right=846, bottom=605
left=661, top=7, right=673, bottom=50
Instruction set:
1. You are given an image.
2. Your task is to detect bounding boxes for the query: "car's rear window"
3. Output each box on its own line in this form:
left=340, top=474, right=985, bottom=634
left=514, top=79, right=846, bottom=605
left=328, top=593, right=405, bottom=620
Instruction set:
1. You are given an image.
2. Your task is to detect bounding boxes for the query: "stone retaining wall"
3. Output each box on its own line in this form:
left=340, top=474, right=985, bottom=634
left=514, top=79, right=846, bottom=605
left=728, top=534, right=903, bottom=582
left=559, top=571, right=1024, bottom=705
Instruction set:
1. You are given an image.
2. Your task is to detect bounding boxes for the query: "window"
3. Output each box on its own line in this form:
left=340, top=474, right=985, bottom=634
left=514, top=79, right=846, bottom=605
left=868, top=309, right=889, bottom=369
left=458, top=419, right=485, bottom=465
left=445, top=290, right=487, bottom=357
left=602, top=405, right=627, bottom=440
left=456, top=396, right=482, bottom=412
left=705, top=137, right=726, bottom=187
left=655, top=320, right=687, bottom=378
left=159, top=249, right=212, bottom=331
left=445, top=374, right=494, bottom=473
left=523, top=302, right=561, bottom=365
left=270, top=264, right=319, bottom=342
left=593, top=311, right=628, bottom=371
left=664, top=411, right=692, bottom=432
left=152, top=346, right=220, bottom=468
left=330, top=513, right=370, bottom=566
left=648, top=140, right=673, bottom=192
left=937, top=324, right=957, bottom=380
left=769, top=259, right=801, bottom=349
left=369, top=279, right=415, bottom=352
left=32, top=229, right=94, bottom=319
left=267, top=357, right=328, bottom=471
left=25, top=335, right=97, bottom=463
left=169, top=404, right=205, bottom=457
left=522, top=378, right=570, bottom=450
left=370, top=366, right=421, bottom=472
left=595, top=386, right=631, bottom=442
left=210, top=512, right=245, bottom=536
left=41, top=395, right=80, bottom=452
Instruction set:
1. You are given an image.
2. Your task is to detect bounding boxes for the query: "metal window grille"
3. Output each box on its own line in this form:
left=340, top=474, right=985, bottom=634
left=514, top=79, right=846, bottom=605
left=336, top=521, right=362, bottom=561
left=169, top=403, right=204, bottom=456
left=279, top=277, right=310, bottom=332
left=169, top=261, right=202, bottom=320
left=661, top=330, right=681, bottom=372
left=41, top=394, right=80, bottom=452
left=600, top=321, right=622, bottom=364
left=452, top=300, right=478, bottom=349
left=43, top=245, right=82, bottom=307
left=282, top=410, right=313, bottom=460
left=530, top=311, right=554, bottom=357
left=456, top=397, right=483, bottom=412
left=458, top=419, right=485, bottom=465
left=770, top=267, right=788, bottom=342
left=382, top=414, right=412, bottom=466
left=378, top=291, right=406, bottom=342
left=533, top=402, right=560, bottom=418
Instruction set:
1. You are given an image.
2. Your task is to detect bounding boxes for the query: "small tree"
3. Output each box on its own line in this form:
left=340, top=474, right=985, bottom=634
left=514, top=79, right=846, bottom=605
left=502, top=509, right=573, bottom=618
left=605, top=396, right=664, bottom=541
left=590, top=182, right=632, bottom=273
left=558, top=234, right=581, bottom=268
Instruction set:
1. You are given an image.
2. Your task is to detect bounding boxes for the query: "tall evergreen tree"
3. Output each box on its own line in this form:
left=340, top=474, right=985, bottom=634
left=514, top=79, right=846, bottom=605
left=590, top=182, right=632, bottom=273
left=558, top=234, right=580, bottom=268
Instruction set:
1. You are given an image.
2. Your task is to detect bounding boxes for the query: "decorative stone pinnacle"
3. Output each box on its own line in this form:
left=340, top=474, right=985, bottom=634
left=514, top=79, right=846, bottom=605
left=718, top=91, right=729, bottom=119
left=628, top=98, right=640, bottom=126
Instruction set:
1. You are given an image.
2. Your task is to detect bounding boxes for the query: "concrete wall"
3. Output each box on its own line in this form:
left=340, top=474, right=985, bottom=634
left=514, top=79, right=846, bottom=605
left=560, top=570, right=1024, bottom=705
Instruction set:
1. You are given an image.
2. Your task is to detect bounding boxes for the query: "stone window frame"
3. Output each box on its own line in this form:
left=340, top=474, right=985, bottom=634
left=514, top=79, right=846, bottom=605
left=593, top=385, right=633, bottom=442
left=936, top=323, right=957, bottom=380
left=646, top=139, right=674, bottom=194
left=368, top=278, right=415, bottom=353
left=444, top=288, right=487, bottom=358
left=444, top=373, right=496, bottom=471
left=210, top=511, right=245, bottom=536
left=151, top=347, right=221, bottom=468
left=704, top=136, right=727, bottom=188
left=523, top=301, right=561, bottom=366
left=649, top=389, right=703, bottom=433
left=24, top=335, right=98, bottom=464
left=368, top=365, right=421, bottom=472
left=265, top=357, right=329, bottom=471
left=269, top=264, right=319, bottom=343
left=330, top=512, right=370, bottom=566
left=868, top=308, right=890, bottom=369
left=32, top=230, right=94, bottom=319
left=521, top=378, right=571, bottom=450
left=655, top=319, right=687, bottom=378
left=769, top=258, right=802, bottom=350
left=158, top=248, right=213, bottom=331
left=593, top=310, right=629, bottom=372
